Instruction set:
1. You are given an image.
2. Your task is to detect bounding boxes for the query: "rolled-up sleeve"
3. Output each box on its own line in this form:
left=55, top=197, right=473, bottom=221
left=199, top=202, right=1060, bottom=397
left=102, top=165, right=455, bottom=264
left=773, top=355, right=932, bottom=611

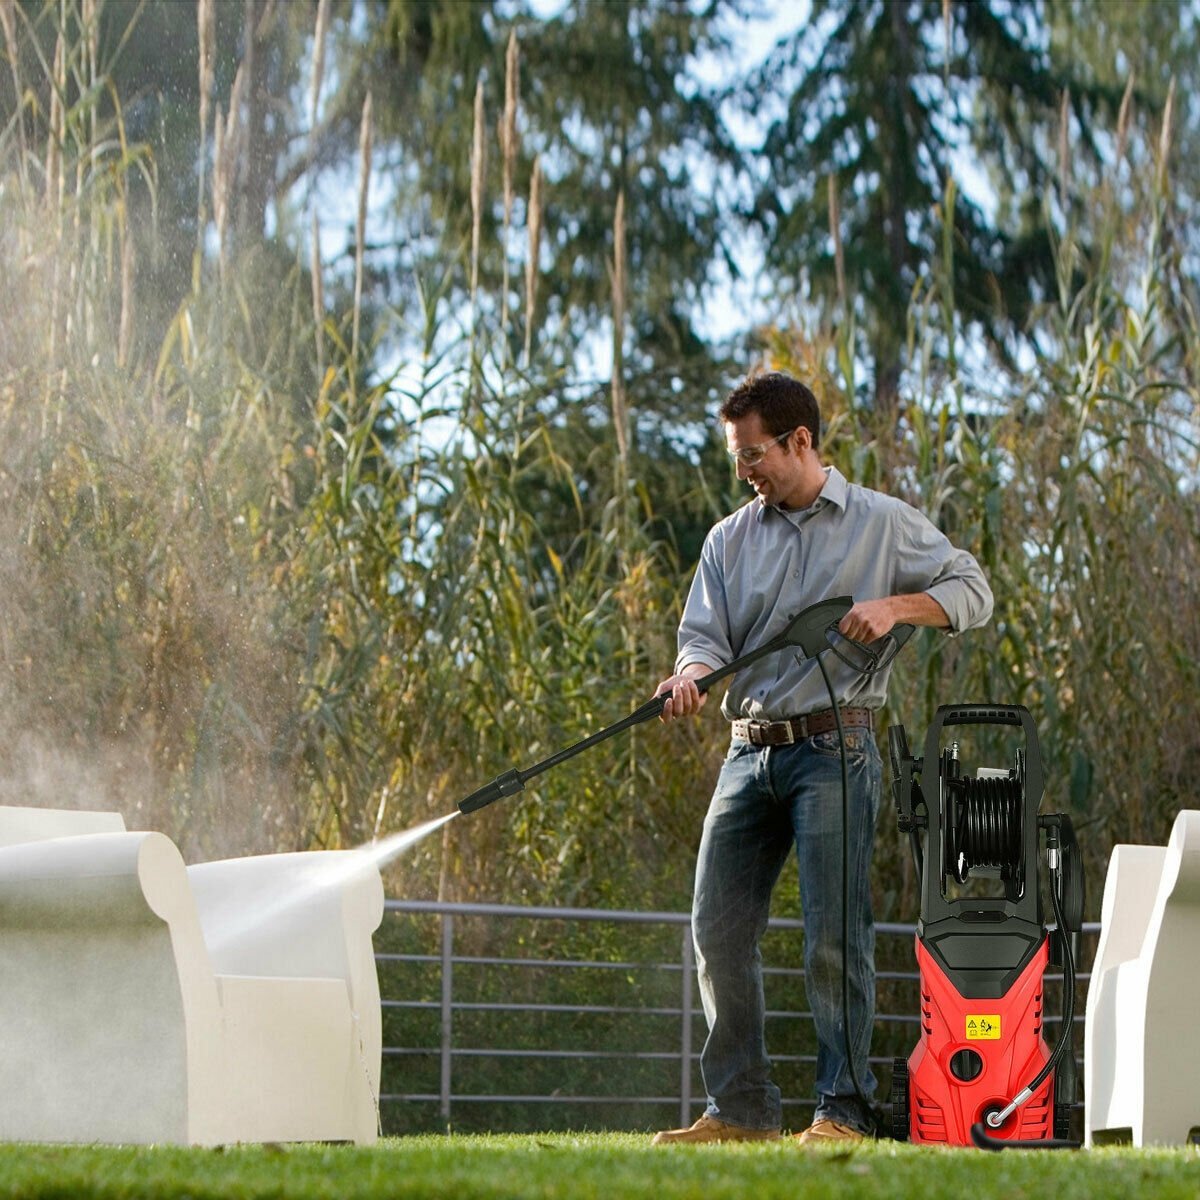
left=674, top=528, right=733, bottom=673
left=894, top=507, right=993, bottom=634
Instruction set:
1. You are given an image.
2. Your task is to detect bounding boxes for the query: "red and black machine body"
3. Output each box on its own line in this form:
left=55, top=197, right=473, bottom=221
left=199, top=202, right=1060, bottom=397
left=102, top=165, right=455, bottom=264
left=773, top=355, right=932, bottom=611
left=889, top=705, right=1082, bottom=1146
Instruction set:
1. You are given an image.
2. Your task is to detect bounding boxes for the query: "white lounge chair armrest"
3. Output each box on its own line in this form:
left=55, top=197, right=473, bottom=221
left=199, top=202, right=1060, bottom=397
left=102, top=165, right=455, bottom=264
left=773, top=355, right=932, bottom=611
left=0, top=831, right=192, bottom=929
left=0, top=806, right=125, bottom=849
left=187, top=852, right=384, bottom=981
left=1091, top=843, right=1167, bottom=975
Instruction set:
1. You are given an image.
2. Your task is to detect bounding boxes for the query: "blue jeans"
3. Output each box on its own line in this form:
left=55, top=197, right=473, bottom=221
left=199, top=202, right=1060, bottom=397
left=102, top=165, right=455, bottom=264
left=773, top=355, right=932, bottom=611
left=691, top=729, right=882, bottom=1132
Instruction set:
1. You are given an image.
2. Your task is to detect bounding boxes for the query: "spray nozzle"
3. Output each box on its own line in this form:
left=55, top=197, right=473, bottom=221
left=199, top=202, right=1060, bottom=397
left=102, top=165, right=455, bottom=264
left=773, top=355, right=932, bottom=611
left=458, top=768, right=526, bottom=814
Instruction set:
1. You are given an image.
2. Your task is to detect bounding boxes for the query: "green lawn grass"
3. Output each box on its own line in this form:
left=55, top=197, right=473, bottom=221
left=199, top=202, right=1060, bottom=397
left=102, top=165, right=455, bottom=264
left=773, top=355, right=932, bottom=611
left=0, top=1134, right=1197, bottom=1200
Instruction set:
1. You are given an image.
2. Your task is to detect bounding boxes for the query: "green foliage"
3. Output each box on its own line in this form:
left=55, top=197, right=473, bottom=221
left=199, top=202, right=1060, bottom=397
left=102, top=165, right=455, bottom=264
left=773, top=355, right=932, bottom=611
left=751, top=0, right=1118, bottom=409
left=513, top=0, right=740, bottom=382
left=0, top=0, right=720, bottom=900
left=332, top=0, right=739, bottom=417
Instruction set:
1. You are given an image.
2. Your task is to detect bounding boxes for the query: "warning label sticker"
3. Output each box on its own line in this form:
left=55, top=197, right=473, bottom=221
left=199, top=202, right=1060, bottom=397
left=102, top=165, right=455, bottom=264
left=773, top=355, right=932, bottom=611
left=965, top=1015, right=1001, bottom=1040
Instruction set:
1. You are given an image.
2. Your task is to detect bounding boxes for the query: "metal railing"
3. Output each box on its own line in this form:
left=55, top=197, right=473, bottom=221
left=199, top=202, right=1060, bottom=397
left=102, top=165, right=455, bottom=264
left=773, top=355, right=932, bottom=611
left=377, top=899, right=1096, bottom=1132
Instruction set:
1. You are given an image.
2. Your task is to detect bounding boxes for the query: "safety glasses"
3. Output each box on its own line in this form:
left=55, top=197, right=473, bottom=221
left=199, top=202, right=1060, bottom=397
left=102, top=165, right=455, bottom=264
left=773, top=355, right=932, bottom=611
left=726, top=428, right=798, bottom=468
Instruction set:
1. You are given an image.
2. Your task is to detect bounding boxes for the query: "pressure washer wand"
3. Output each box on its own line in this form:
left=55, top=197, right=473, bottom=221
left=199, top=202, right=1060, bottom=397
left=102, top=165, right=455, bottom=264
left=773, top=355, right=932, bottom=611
left=457, top=595, right=856, bottom=814
left=457, top=695, right=669, bottom=813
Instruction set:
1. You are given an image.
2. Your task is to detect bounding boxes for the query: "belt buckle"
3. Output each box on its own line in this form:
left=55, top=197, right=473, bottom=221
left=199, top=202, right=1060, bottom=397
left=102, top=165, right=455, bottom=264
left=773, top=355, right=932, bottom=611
left=777, top=721, right=795, bottom=746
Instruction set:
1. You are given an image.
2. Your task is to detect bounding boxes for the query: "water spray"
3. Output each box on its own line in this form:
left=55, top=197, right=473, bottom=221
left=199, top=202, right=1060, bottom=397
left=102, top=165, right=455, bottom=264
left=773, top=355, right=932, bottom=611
left=200, top=811, right=460, bottom=958
left=359, top=810, right=459, bottom=873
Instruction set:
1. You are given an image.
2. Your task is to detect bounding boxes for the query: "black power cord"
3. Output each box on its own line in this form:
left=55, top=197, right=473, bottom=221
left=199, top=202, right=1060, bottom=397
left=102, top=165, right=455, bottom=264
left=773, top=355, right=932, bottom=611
left=819, top=656, right=882, bottom=1135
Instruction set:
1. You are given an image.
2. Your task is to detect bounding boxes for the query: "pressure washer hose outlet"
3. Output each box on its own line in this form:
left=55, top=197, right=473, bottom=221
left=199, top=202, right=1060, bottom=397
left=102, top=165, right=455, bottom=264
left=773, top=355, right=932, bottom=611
left=986, top=1088, right=1032, bottom=1128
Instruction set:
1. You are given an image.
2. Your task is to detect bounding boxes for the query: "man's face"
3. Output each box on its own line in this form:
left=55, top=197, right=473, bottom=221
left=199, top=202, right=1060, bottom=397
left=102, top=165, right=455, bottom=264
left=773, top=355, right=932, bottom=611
left=724, top=412, right=807, bottom=508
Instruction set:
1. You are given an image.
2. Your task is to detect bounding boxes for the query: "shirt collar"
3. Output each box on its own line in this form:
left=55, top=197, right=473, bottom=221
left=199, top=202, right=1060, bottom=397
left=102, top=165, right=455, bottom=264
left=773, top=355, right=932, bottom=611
left=755, top=465, right=849, bottom=522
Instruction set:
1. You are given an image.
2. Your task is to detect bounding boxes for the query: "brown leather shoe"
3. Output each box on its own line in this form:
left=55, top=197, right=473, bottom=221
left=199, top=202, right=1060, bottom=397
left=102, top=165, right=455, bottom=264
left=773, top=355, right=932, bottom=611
left=652, top=1114, right=782, bottom=1145
left=793, top=1118, right=865, bottom=1145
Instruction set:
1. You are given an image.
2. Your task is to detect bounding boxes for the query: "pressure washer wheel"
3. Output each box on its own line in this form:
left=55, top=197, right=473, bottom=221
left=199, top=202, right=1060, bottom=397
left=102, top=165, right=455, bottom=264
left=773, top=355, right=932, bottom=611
left=890, top=1057, right=910, bottom=1142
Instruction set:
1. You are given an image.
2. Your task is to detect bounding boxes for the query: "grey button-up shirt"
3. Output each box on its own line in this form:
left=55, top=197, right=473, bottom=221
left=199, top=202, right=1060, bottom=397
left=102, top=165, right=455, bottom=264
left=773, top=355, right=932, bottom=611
left=675, top=466, right=993, bottom=721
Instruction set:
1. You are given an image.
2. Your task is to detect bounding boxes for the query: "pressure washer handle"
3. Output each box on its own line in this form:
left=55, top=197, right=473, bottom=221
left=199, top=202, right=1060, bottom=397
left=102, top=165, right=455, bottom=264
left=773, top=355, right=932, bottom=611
left=940, top=705, right=1024, bottom=727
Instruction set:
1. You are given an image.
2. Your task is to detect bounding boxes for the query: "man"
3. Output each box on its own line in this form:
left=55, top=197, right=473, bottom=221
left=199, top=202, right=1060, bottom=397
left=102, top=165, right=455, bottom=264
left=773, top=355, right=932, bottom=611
left=651, top=371, right=992, bottom=1146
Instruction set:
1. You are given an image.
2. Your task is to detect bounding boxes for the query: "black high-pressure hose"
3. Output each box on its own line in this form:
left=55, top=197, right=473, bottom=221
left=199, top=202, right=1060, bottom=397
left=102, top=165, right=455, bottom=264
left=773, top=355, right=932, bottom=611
left=815, top=649, right=887, bottom=1137
left=970, top=822, right=1081, bottom=1151
left=969, top=898, right=1078, bottom=1148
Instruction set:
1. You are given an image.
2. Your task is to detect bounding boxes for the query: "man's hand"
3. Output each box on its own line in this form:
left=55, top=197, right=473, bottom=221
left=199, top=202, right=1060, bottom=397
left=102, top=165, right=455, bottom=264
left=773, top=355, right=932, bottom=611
left=838, top=598, right=898, bottom=644
left=654, top=663, right=712, bottom=723
left=838, top=593, right=951, bottom=644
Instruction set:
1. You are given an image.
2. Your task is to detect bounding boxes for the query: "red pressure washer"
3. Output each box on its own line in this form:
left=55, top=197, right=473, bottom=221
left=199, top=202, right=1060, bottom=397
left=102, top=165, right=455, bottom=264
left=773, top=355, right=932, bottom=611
left=888, top=705, right=1084, bottom=1148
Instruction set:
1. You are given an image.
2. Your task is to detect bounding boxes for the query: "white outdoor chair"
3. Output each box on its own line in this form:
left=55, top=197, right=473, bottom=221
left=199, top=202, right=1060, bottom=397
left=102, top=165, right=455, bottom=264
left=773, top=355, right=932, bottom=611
left=0, top=805, right=384, bottom=1145
left=1085, top=808, right=1200, bottom=1147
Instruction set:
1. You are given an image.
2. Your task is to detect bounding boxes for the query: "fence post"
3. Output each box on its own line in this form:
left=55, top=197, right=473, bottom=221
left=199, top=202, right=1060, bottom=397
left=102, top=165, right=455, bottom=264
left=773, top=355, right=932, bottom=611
left=680, top=923, right=694, bottom=1128
left=440, top=912, right=454, bottom=1125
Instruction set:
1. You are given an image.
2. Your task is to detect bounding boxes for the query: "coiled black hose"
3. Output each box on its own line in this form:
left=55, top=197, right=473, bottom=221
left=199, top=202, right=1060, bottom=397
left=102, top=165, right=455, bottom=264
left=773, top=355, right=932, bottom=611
left=947, top=775, right=1023, bottom=883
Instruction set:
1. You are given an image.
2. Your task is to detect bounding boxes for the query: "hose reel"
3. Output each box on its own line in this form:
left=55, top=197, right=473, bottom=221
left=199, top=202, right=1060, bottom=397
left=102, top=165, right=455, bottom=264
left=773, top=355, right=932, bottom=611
left=940, top=746, right=1083, bottom=936
left=947, top=772, right=1025, bottom=886
left=940, top=742, right=1028, bottom=903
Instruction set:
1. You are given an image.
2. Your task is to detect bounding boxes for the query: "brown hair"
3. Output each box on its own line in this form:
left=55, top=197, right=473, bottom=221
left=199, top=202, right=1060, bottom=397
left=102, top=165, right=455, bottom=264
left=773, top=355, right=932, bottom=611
left=719, top=372, right=820, bottom=449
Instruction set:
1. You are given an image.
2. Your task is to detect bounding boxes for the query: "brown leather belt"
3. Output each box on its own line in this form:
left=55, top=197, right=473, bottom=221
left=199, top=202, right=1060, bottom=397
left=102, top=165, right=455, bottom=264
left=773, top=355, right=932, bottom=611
left=731, top=707, right=874, bottom=747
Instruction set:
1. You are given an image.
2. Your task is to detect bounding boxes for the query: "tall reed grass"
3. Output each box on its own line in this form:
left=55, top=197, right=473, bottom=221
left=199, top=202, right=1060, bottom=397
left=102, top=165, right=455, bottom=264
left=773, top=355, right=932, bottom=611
left=0, top=1, right=696, bottom=909
left=1, top=0, right=1195, bottom=915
